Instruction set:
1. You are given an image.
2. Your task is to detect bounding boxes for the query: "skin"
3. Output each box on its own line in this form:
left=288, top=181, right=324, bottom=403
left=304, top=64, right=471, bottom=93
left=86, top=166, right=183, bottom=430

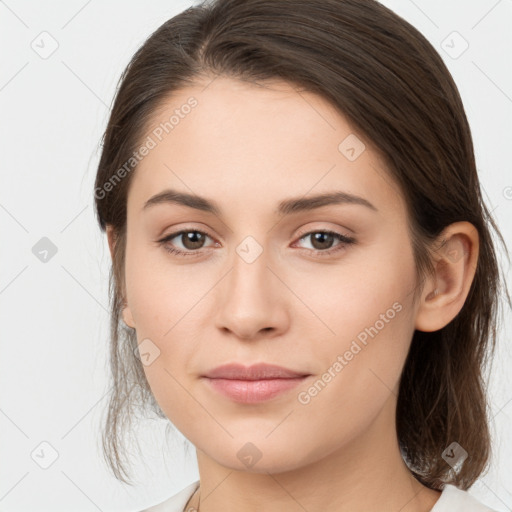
left=107, top=76, right=479, bottom=512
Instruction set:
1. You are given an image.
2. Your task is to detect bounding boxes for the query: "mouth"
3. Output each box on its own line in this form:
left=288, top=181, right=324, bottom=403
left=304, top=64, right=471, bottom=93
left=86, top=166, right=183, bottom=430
left=201, top=363, right=311, bottom=404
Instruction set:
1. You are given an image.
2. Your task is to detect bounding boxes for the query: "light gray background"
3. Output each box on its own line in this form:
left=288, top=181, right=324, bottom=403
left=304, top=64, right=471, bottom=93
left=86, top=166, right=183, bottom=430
left=1, top=1, right=511, bottom=511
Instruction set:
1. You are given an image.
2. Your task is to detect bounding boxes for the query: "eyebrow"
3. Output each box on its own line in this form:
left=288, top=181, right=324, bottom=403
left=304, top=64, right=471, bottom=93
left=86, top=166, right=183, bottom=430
left=142, top=188, right=378, bottom=215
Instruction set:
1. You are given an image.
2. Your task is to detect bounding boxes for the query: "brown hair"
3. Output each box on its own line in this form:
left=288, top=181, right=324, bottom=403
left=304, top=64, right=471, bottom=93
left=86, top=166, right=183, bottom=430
left=94, top=0, right=510, bottom=489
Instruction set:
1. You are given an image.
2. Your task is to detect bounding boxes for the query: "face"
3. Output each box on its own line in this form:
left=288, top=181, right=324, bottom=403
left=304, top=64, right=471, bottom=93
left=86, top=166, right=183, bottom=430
left=120, top=76, right=421, bottom=474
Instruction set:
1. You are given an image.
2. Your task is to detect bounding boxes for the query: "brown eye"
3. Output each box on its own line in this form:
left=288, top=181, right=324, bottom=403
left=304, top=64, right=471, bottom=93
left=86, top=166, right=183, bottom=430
left=294, top=230, right=356, bottom=257
left=159, top=229, right=215, bottom=256
left=179, top=231, right=207, bottom=250
left=309, top=232, right=336, bottom=250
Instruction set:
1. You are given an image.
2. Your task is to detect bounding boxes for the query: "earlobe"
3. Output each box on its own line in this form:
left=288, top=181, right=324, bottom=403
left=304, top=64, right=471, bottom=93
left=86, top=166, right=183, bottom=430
left=106, top=225, right=116, bottom=261
left=122, top=305, right=136, bottom=329
left=414, top=222, right=479, bottom=333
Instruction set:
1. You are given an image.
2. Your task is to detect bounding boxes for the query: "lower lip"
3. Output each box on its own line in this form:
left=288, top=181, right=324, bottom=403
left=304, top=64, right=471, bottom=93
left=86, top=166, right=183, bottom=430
left=203, top=376, right=309, bottom=403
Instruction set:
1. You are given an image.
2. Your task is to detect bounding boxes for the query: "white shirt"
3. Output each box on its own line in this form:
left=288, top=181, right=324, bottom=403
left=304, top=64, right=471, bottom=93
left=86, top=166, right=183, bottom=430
left=139, top=479, right=500, bottom=512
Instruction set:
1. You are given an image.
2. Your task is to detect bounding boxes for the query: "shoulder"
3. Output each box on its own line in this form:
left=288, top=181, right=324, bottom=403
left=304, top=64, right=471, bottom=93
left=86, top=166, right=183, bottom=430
left=138, top=480, right=200, bottom=512
left=431, top=484, right=500, bottom=512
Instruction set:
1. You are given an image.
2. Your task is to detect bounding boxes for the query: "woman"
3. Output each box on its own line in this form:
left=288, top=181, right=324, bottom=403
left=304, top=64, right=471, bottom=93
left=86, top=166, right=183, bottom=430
left=93, top=0, right=509, bottom=510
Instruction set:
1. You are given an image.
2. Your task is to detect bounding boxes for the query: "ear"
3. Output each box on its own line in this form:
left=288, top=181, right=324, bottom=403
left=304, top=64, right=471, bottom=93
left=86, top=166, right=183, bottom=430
left=414, top=221, right=479, bottom=332
left=106, top=225, right=116, bottom=261
left=106, top=225, right=136, bottom=329
left=121, top=304, right=136, bottom=329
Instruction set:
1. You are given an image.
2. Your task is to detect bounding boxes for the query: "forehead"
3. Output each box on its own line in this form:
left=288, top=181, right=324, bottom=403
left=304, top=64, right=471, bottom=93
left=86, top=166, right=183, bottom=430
left=127, top=76, right=405, bottom=220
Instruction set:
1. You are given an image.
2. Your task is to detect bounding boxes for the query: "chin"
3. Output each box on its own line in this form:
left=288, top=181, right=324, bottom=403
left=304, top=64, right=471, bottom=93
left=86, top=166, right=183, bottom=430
left=200, top=436, right=319, bottom=475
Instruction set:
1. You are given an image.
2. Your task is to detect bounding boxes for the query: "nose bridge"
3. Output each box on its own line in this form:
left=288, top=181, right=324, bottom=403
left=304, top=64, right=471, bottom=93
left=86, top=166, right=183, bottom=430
left=213, top=231, right=287, bottom=338
left=228, top=233, right=274, bottom=304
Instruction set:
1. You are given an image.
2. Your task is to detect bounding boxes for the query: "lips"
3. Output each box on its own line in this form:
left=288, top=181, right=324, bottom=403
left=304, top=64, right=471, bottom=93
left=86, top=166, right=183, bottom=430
left=202, top=362, right=309, bottom=380
left=201, top=363, right=311, bottom=403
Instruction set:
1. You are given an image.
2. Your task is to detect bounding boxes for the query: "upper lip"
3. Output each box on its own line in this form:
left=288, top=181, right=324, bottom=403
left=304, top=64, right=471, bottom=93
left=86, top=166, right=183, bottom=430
left=203, top=363, right=310, bottom=380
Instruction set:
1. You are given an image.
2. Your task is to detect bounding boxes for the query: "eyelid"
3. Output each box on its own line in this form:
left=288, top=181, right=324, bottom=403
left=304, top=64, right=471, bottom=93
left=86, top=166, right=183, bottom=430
left=158, top=227, right=217, bottom=248
left=293, top=223, right=354, bottom=240
left=159, top=222, right=353, bottom=241
left=291, top=228, right=355, bottom=256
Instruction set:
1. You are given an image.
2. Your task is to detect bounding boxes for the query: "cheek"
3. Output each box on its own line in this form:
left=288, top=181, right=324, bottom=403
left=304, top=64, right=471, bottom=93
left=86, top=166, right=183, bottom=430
left=124, top=232, right=209, bottom=335
left=290, top=297, right=414, bottom=460
left=123, top=240, right=204, bottom=414
left=286, top=239, right=417, bottom=348
left=296, top=240, right=417, bottom=418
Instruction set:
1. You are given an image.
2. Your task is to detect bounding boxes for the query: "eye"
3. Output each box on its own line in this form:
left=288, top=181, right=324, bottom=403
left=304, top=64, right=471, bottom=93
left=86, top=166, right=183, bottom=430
left=158, top=229, right=216, bottom=257
left=293, top=230, right=355, bottom=257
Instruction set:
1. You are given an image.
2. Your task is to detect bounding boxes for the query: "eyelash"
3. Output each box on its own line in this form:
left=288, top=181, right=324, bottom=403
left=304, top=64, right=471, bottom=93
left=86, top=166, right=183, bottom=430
left=158, top=229, right=356, bottom=258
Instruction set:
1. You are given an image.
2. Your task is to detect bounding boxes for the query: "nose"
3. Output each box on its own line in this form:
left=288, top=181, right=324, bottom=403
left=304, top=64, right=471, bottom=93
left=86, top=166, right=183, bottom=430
left=214, top=241, right=289, bottom=341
